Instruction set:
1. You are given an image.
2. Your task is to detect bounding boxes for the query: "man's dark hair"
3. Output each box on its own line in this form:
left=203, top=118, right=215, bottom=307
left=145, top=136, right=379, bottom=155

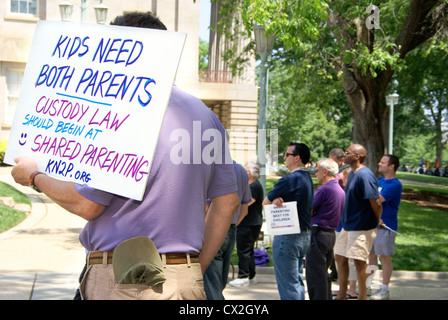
left=110, top=12, right=167, bottom=30
left=289, top=142, right=311, bottom=165
left=385, top=154, right=400, bottom=172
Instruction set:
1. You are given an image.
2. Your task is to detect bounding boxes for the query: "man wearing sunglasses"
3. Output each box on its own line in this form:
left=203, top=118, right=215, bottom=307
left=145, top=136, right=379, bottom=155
left=263, top=142, right=314, bottom=300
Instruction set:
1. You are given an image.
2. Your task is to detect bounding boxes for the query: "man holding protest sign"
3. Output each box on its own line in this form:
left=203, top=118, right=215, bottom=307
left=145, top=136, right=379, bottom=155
left=11, top=12, right=239, bottom=300
left=262, top=142, right=314, bottom=300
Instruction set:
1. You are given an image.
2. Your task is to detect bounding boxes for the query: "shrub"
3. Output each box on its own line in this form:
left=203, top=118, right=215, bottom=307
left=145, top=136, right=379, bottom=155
left=0, top=140, right=7, bottom=166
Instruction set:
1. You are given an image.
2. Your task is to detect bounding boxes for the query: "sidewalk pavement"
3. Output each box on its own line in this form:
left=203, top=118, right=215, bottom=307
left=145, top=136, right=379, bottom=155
left=1, top=166, right=448, bottom=300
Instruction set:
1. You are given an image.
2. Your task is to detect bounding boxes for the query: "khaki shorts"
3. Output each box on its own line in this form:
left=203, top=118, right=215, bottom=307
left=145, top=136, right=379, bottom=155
left=334, top=228, right=377, bottom=261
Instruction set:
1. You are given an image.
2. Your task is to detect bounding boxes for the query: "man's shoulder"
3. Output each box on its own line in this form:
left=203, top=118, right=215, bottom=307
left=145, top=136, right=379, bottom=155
left=326, top=179, right=345, bottom=191
left=379, top=177, right=403, bottom=190
left=287, top=169, right=312, bottom=182
left=356, top=166, right=376, bottom=179
left=318, top=179, right=345, bottom=196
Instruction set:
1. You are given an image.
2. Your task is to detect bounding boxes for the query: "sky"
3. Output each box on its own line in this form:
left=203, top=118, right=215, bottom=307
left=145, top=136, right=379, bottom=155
left=199, top=0, right=211, bottom=41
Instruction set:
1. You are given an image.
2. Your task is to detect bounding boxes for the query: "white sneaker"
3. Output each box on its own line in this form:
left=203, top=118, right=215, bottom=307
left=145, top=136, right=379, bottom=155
left=249, top=277, right=257, bottom=285
left=229, top=278, right=250, bottom=287
left=370, top=287, right=390, bottom=300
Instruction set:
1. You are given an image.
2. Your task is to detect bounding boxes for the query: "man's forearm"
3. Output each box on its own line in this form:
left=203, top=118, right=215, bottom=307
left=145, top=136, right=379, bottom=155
left=200, top=191, right=238, bottom=273
left=12, top=157, right=105, bottom=220
left=369, top=198, right=382, bottom=223
left=33, top=173, right=105, bottom=220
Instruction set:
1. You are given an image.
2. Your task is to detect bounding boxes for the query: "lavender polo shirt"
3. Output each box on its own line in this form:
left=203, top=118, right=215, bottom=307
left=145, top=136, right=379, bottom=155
left=76, top=86, right=237, bottom=253
left=231, top=161, right=252, bottom=224
left=311, top=179, right=345, bottom=230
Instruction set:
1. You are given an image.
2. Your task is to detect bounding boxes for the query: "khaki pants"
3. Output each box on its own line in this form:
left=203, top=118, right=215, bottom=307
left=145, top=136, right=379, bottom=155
left=80, top=262, right=205, bottom=300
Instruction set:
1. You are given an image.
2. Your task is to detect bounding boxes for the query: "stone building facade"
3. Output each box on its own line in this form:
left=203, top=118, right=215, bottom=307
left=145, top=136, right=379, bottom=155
left=0, top=0, right=258, bottom=163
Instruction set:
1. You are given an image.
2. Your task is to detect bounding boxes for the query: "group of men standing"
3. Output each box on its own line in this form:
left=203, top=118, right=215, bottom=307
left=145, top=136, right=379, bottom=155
left=265, top=143, right=402, bottom=300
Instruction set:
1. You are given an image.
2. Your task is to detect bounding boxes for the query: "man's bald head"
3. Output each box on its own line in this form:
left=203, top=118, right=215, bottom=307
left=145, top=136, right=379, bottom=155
left=346, top=144, right=367, bottom=164
left=351, top=144, right=367, bottom=163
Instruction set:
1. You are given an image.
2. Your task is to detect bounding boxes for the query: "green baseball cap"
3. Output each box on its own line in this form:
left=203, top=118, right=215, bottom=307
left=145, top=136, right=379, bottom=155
left=112, top=236, right=166, bottom=286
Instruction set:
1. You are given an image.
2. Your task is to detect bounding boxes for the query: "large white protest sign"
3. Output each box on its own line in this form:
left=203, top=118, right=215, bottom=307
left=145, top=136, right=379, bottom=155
left=4, top=21, right=186, bottom=200
left=265, top=201, right=301, bottom=235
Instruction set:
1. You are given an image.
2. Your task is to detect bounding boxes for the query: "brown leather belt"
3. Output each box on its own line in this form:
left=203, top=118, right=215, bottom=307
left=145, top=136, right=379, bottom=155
left=88, top=251, right=200, bottom=265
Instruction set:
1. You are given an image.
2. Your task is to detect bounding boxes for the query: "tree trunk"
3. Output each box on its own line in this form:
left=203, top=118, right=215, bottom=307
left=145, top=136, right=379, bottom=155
left=345, top=87, right=385, bottom=174
left=337, top=64, right=390, bottom=175
left=433, top=107, right=444, bottom=170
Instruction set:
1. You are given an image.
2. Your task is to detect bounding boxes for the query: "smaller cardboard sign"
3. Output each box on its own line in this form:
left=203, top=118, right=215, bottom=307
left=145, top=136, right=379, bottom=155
left=265, top=201, right=301, bottom=235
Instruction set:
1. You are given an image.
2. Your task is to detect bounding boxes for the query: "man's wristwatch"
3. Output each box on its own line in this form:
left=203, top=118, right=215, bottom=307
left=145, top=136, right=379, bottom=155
left=29, top=171, right=45, bottom=193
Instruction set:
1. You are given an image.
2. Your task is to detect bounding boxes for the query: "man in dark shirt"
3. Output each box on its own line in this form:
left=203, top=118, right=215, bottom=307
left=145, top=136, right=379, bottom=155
left=263, top=142, right=314, bottom=300
left=334, top=144, right=382, bottom=300
left=230, top=161, right=264, bottom=287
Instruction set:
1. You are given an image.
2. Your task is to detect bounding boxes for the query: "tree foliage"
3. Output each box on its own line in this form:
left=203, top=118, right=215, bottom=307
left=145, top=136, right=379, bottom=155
left=199, top=39, right=209, bottom=70
left=267, top=57, right=353, bottom=163
left=396, top=42, right=448, bottom=167
left=208, top=0, right=448, bottom=171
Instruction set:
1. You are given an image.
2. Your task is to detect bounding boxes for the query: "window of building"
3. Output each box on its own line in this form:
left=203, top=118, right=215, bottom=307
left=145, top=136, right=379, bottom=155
left=10, top=0, right=37, bottom=16
left=2, top=64, right=25, bottom=126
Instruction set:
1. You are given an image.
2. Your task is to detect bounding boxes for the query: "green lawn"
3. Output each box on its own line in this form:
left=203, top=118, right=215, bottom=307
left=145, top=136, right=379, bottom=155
left=390, top=172, right=448, bottom=271
left=397, top=171, right=448, bottom=186
left=0, top=181, right=30, bottom=233
left=0, top=206, right=27, bottom=233
left=394, top=202, right=448, bottom=272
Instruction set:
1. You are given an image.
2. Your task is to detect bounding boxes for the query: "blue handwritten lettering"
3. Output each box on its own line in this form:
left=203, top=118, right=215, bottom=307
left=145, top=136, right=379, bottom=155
left=35, top=64, right=75, bottom=90
left=55, top=121, right=85, bottom=136
left=92, top=38, right=110, bottom=63
left=116, top=39, right=133, bottom=64
left=74, top=170, right=91, bottom=182
left=75, top=69, right=156, bottom=107
left=22, top=114, right=54, bottom=130
left=128, top=77, right=156, bottom=107
left=45, top=158, right=91, bottom=182
left=52, top=35, right=89, bottom=60
left=126, top=41, right=143, bottom=66
left=45, top=158, right=75, bottom=177
left=104, top=39, right=122, bottom=63
left=138, top=78, right=156, bottom=107
left=84, top=128, right=103, bottom=140
left=92, top=38, right=143, bottom=67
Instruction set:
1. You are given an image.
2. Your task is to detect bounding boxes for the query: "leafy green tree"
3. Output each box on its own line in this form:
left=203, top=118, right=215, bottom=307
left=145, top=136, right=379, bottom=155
left=267, top=58, right=353, bottom=163
left=199, top=39, right=209, bottom=70
left=207, top=0, right=448, bottom=171
left=396, top=44, right=448, bottom=169
left=396, top=132, right=435, bottom=170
